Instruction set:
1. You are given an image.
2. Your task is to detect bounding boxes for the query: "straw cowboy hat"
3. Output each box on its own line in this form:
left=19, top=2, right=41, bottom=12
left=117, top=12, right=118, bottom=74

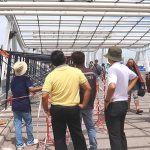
left=13, top=61, right=27, bottom=76
left=104, top=46, right=122, bottom=62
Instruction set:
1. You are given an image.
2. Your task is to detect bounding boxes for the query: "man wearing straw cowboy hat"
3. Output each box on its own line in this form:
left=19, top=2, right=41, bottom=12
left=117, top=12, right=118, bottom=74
left=104, top=46, right=138, bottom=150
left=11, top=61, right=42, bottom=150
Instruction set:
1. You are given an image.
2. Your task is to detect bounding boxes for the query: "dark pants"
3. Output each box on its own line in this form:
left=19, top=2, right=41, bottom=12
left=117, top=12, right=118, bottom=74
left=50, top=105, right=87, bottom=150
left=105, top=101, right=128, bottom=150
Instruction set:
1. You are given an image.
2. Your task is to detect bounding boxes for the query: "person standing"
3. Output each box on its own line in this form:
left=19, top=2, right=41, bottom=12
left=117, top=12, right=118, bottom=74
left=92, top=59, right=102, bottom=88
left=94, top=59, right=102, bottom=77
left=101, top=63, right=106, bottom=81
left=71, top=51, right=97, bottom=150
left=104, top=46, right=138, bottom=150
left=146, top=71, right=150, bottom=93
left=11, top=61, right=42, bottom=150
left=42, top=51, right=91, bottom=150
left=126, top=58, right=144, bottom=114
left=89, top=61, right=94, bottom=70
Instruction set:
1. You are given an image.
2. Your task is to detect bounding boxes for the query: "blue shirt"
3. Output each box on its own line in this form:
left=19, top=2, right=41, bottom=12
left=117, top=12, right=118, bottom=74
left=11, top=75, right=33, bottom=112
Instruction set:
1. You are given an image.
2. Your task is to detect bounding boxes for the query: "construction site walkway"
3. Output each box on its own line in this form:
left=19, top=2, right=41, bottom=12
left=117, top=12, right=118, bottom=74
left=0, top=93, right=150, bottom=150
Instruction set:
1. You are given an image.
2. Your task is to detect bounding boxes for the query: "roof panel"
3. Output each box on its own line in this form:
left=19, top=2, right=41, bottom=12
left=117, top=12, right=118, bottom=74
left=38, top=16, right=60, bottom=20
left=121, top=17, right=142, bottom=21
left=119, top=0, right=142, bottom=2
left=113, top=27, right=132, bottom=31
left=61, top=16, right=83, bottom=20
left=15, top=15, right=37, bottom=20
left=2, top=0, right=150, bottom=52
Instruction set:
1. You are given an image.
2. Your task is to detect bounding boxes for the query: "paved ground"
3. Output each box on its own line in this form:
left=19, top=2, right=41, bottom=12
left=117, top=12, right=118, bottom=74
left=0, top=92, right=150, bottom=150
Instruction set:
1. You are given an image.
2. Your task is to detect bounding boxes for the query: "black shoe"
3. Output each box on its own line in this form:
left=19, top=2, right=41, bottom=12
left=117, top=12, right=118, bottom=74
left=136, top=109, right=143, bottom=114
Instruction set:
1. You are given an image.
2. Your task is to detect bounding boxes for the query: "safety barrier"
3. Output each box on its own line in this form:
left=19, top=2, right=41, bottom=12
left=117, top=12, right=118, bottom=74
left=0, top=76, right=107, bottom=148
left=94, top=77, right=107, bottom=134
left=35, top=95, right=70, bottom=150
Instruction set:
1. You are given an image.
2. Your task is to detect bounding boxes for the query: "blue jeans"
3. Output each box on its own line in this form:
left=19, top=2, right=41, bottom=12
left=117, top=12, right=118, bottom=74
left=81, top=109, right=97, bottom=150
left=13, top=111, right=34, bottom=147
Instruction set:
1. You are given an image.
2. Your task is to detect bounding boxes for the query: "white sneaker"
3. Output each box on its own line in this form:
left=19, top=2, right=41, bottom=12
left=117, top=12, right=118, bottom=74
left=17, top=143, right=26, bottom=150
left=27, top=139, right=39, bottom=146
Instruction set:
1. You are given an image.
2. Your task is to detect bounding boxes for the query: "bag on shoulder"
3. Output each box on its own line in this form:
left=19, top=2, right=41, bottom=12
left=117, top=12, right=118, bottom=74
left=97, top=68, right=101, bottom=75
left=95, top=65, right=101, bottom=75
left=138, top=82, right=146, bottom=97
left=145, top=73, right=150, bottom=93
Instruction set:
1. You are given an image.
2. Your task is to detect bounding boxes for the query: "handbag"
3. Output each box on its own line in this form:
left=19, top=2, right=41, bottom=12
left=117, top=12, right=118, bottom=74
left=145, top=73, right=150, bottom=93
left=138, top=82, right=146, bottom=97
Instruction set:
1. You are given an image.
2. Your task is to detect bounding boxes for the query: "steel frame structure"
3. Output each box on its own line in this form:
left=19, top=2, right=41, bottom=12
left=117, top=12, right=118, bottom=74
left=0, top=0, right=150, bottom=54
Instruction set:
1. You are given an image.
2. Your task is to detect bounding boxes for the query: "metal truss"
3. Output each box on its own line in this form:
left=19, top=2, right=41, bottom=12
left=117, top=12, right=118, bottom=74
left=0, top=0, right=150, bottom=53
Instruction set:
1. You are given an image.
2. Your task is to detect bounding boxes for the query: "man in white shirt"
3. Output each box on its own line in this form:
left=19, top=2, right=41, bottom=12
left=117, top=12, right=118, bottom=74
left=104, top=46, right=138, bottom=150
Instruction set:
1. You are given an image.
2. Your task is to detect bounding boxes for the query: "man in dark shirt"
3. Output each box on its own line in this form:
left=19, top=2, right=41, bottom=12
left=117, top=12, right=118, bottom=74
left=11, top=61, right=42, bottom=150
left=71, top=51, right=97, bottom=150
left=94, top=59, right=102, bottom=78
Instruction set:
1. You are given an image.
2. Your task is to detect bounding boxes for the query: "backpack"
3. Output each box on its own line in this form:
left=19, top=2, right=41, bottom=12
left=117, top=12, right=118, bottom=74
left=95, top=65, right=101, bottom=75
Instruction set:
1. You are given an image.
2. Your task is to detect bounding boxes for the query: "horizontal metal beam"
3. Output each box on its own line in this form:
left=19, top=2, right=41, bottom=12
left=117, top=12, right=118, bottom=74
left=17, top=24, right=150, bottom=27
left=25, top=43, right=145, bottom=46
left=0, top=11, right=150, bottom=16
left=36, top=49, right=97, bottom=52
left=22, top=38, right=149, bottom=41
left=16, top=19, right=150, bottom=22
left=23, top=40, right=149, bottom=42
left=0, top=7, right=150, bottom=13
left=0, top=2, right=150, bottom=9
left=9, top=51, right=51, bottom=61
left=26, top=45, right=144, bottom=49
left=20, top=30, right=150, bottom=33
left=24, top=33, right=149, bottom=36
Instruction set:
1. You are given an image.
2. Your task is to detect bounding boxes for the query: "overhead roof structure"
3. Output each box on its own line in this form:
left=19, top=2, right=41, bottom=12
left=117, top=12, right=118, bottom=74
left=0, top=0, right=150, bottom=53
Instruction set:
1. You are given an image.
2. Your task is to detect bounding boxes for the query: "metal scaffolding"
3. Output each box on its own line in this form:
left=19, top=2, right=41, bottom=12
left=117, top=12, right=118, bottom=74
left=0, top=0, right=150, bottom=53
left=0, top=0, right=149, bottom=71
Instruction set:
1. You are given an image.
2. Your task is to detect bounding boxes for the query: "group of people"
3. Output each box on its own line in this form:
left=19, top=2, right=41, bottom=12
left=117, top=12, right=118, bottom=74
left=10, top=46, right=144, bottom=150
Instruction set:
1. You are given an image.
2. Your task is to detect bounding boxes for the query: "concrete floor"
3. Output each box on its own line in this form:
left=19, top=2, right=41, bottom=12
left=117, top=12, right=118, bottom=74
left=0, top=92, right=150, bottom=150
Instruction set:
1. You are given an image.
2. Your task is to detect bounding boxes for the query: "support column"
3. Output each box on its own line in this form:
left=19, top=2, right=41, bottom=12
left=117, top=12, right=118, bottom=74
left=1, top=19, right=11, bottom=93
left=94, top=51, right=97, bottom=61
left=134, top=51, right=140, bottom=64
left=89, top=52, right=92, bottom=62
left=12, top=33, right=17, bottom=51
left=96, top=48, right=101, bottom=64
left=90, top=51, right=95, bottom=62
left=101, top=48, right=105, bottom=64
left=85, top=51, right=90, bottom=67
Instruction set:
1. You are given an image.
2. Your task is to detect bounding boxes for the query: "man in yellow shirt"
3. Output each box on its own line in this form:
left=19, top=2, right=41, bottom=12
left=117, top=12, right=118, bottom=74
left=42, top=51, right=91, bottom=150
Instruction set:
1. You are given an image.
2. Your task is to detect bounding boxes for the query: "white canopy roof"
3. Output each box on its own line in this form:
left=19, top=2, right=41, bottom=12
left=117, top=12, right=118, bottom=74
left=0, top=0, right=150, bottom=53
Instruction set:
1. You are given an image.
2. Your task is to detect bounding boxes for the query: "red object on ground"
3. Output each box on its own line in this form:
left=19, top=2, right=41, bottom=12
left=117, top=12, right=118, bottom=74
left=8, top=96, right=12, bottom=106
left=46, top=116, right=54, bottom=145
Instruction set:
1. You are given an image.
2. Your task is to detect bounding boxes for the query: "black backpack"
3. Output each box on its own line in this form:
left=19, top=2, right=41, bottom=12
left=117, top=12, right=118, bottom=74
left=95, top=65, right=101, bottom=75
